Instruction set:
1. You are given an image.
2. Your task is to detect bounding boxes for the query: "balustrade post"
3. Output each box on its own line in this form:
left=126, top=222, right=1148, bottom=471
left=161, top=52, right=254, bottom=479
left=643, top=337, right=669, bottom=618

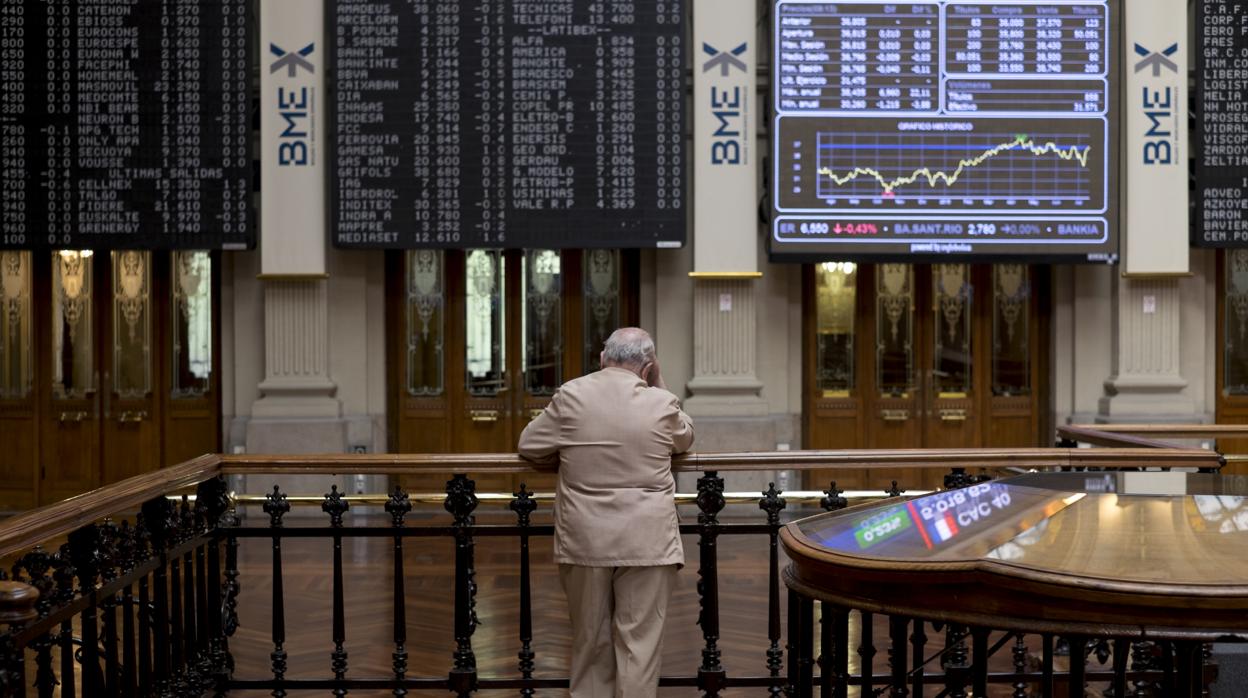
left=910, top=620, right=927, bottom=697
left=787, top=589, right=800, bottom=695
left=1067, top=635, right=1088, bottom=698
left=194, top=475, right=233, bottom=697
left=13, top=547, right=54, bottom=698
left=97, top=519, right=120, bottom=697
left=169, top=508, right=186, bottom=692
left=134, top=516, right=153, bottom=695
left=323, top=485, right=351, bottom=696
left=178, top=497, right=199, bottom=691
left=510, top=484, right=538, bottom=698
left=51, top=546, right=76, bottom=698
left=888, top=615, right=908, bottom=697
left=219, top=501, right=242, bottom=698
left=1042, top=634, right=1055, bottom=697
left=68, top=524, right=104, bottom=696
left=942, top=624, right=969, bottom=698
left=1011, top=633, right=1029, bottom=698
left=446, top=474, right=479, bottom=697
left=830, top=605, right=849, bottom=698
left=797, top=596, right=815, bottom=698
left=819, top=602, right=831, bottom=698
left=696, top=471, right=726, bottom=696
left=1110, top=637, right=1129, bottom=698
left=1161, top=641, right=1176, bottom=693
left=859, top=611, right=875, bottom=697
left=386, top=486, right=413, bottom=697
left=1173, top=641, right=1204, bottom=698
left=264, top=485, right=291, bottom=698
left=141, top=495, right=177, bottom=698
left=0, top=579, right=38, bottom=698
left=112, top=524, right=137, bottom=697
left=759, top=484, right=786, bottom=697
left=971, top=626, right=989, bottom=698
left=1133, top=644, right=1158, bottom=694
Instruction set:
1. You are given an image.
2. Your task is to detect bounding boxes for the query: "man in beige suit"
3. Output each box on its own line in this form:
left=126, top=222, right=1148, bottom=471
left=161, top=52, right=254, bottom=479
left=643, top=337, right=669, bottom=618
left=518, top=327, right=694, bottom=698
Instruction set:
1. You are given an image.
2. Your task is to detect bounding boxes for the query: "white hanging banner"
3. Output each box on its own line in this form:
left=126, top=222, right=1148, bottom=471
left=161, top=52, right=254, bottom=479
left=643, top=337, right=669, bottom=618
left=1124, top=0, right=1189, bottom=275
left=693, top=0, right=758, bottom=274
left=260, top=0, right=327, bottom=276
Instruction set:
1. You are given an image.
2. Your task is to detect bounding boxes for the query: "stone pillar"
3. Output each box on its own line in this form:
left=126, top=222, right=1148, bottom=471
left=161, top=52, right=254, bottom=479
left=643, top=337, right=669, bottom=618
left=247, top=278, right=345, bottom=452
left=684, top=278, right=767, bottom=417
left=1097, top=276, right=1196, bottom=421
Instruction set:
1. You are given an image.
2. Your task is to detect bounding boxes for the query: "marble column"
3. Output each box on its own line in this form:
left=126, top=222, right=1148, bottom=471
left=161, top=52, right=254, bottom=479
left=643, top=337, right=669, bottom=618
left=679, top=277, right=780, bottom=501
left=684, top=278, right=767, bottom=416
left=247, top=278, right=345, bottom=451
left=1097, top=276, right=1196, bottom=420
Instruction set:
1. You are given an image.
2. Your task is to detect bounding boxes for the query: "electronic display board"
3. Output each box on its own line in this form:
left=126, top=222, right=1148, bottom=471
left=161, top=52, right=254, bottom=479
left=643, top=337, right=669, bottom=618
left=328, top=0, right=687, bottom=249
left=770, top=1, right=1120, bottom=261
left=1195, top=0, right=1248, bottom=247
left=0, top=0, right=255, bottom=250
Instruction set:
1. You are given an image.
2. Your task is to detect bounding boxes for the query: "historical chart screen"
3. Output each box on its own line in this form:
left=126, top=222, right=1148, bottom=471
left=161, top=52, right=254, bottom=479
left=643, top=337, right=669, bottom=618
left=770, top=1, right=1119, bottom=261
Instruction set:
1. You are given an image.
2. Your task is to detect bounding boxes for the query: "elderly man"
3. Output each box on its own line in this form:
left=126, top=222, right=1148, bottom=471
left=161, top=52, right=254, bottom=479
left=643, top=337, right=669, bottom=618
left=518, top=327, right=694, bottom=698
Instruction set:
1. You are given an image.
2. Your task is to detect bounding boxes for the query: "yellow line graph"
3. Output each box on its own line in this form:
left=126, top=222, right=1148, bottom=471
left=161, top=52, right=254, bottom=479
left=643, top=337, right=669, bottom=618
left=816, top=134, right=1092, bottom=195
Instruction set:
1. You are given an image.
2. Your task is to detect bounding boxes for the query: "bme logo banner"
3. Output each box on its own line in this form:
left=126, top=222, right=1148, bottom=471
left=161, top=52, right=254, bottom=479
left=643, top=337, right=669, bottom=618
left=270, top=42, right=317, bottom=167
left=259, top=0, right=327, bottom=277
left=1133, top=42, right=1179, bottom=165
left=1124, top=0, right=1189, bottom=275
left=692, top=0, right=758, bottom=275
left=702, top=42, right=750, bottom=165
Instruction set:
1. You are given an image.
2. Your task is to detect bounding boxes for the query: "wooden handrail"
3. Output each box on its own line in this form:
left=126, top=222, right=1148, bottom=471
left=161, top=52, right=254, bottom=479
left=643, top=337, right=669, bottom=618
left=0, top=447, right=1222, bottom=560
left=217, top=447, right=1218, bottom=474
left=0, top=454, right=222, bottom=560
left=1067, top=424, right=1248, bottom=440
left=1056, top=425, right=1187, bottom=450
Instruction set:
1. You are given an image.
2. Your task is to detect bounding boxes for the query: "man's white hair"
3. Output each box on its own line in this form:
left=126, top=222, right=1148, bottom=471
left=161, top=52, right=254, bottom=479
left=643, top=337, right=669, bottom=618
left=602, top=327, right=655, bottom=369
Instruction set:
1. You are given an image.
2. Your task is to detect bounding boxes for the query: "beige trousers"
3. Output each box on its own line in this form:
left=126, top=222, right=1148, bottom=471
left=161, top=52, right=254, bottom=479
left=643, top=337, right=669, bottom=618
left=558, top=564, right=679, bottom=698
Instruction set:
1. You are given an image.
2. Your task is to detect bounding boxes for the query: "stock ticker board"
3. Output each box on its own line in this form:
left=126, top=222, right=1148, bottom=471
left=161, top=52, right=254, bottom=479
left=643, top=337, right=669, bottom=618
left=329, top=0, right=687, bottom=249
left=1196, top=0, right=1248, bottom=247
left=770, top=1, right=1120, bottom=261
left=0, top=0, right=254, bottom=250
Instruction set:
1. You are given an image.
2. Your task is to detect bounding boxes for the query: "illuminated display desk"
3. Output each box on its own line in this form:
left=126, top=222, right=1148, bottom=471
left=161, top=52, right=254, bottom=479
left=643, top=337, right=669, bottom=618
left=780, top=472, right=1248, bottom=698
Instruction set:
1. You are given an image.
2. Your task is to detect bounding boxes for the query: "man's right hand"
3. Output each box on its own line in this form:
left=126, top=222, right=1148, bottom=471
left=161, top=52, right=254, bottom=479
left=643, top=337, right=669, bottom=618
left=643, top=360, right=667, bottom=390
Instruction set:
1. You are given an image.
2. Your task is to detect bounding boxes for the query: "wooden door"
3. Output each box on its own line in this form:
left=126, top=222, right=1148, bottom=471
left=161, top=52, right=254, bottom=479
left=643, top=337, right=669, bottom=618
left=981, top=264, right=1048, bottom=448
left=0, top=250, right=223, bottom=506
left=921, top=264, right=980, bottom=452
left=100, top=251, right=161, bottom=484
left=1216, top=250, right=1248, bottom=467
left=162, top=251, right=223, bottom=466
left=458, top=249, right=515, bottom=492
left=0, top=251, right=38, bottom=510
left=804, top=263, right=1048, bottom=491
left=40, top=250, right=105, bottom=503
left=390, top=249, right=636, bottom=494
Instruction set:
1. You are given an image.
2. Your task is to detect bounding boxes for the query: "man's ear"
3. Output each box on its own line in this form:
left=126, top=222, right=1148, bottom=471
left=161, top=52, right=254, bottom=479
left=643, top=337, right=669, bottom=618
left=599, top=350, right=606, bottom=368
left=640, top=361, right=654, bottom=384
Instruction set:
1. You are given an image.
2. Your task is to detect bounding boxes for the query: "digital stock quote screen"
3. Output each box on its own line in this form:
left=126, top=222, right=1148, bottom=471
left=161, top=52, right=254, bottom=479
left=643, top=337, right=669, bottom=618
left=770, top=1, right=1120, bottom=261
left=0, top=0, right=254, bottom=250
left=329, top=0, right=687, bottom=249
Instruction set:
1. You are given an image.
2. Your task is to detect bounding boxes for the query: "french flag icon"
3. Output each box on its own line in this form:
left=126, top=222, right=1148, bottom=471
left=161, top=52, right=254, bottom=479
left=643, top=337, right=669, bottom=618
left=934, top=513, right=959, bottom=542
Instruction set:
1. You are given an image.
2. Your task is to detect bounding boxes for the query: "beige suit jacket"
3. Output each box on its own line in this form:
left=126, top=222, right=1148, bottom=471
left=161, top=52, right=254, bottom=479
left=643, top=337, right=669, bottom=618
left=518, top=367, right=694, bottom=567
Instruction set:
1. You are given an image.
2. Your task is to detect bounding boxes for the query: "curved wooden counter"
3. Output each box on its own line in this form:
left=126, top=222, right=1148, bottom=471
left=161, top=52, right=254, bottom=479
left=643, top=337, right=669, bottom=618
left=781, top=471, right=1248, bottom=638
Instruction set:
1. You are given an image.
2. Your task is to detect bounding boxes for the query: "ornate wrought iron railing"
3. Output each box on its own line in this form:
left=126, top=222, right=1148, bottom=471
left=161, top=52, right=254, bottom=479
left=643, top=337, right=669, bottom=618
left=0, top=445, right=1224, bottom=696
